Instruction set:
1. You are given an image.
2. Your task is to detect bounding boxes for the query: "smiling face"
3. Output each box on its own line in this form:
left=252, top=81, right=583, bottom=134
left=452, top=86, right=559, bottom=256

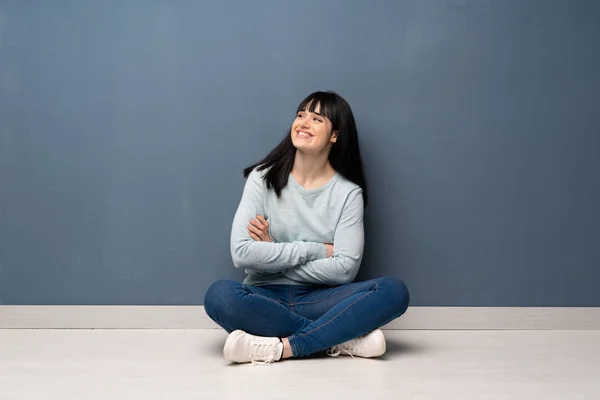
left=290, top=102, right=338, bottom=154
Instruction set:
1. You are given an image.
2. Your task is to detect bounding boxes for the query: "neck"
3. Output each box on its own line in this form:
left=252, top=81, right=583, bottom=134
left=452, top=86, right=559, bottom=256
left=292, top=150, right=335, bottom=187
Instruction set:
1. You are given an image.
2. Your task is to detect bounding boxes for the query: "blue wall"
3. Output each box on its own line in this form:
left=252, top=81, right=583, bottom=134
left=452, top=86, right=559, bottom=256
left=1, top=0, right=598, bottom=306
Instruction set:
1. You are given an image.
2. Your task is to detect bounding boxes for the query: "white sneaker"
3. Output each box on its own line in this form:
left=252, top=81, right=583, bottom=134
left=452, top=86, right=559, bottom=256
left=223, top=330, right=283, bottom=365
left=327, top=329, right=386, bottom=358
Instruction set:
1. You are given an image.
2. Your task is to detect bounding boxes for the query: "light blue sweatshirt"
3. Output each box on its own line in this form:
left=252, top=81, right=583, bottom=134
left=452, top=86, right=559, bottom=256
left=230, top=167, right=365, bottom=286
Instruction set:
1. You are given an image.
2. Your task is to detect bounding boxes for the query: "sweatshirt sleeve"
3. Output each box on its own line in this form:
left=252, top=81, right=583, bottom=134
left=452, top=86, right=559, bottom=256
left=281, top=188, right=365, bottom=286
left=230, top=168, right=327, bottom=272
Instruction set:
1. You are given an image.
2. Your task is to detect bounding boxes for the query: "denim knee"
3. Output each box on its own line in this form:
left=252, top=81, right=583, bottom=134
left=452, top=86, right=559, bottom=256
left=204, top=279, right=239, bottom=319
left=377, top=276, right=410, bottom=317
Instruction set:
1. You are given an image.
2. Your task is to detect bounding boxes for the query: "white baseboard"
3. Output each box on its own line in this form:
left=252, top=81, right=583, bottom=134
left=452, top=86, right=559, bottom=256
left=1, top=306, right=599, bottom=330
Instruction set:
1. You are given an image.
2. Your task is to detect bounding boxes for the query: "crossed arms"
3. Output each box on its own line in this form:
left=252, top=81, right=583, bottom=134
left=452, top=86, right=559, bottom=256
left=229, top=169, right=364, bottom=286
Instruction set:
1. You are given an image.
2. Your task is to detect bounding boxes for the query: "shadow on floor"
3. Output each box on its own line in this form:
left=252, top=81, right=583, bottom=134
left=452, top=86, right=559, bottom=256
left=380, top=336, right=430, bottom=359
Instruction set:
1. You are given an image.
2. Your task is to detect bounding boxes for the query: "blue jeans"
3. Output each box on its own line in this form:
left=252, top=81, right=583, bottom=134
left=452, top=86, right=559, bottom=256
left=203, top=277, right=410, bottom=358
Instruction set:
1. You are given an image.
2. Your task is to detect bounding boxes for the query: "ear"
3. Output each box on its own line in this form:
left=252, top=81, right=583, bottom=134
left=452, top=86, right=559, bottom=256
left=330, top=130, right=339, bottom=143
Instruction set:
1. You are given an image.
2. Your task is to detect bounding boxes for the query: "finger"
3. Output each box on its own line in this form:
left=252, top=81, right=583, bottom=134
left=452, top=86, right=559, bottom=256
left=249, top=219, right=265, bottom=230
left=256, top=215, right=269, bottom=227
left=249, top=232, right=260, bottom=241
left=248, top=224, right=263, bottom=236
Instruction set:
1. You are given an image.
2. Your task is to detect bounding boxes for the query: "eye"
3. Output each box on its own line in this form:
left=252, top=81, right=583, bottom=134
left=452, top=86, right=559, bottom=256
left=314, top=117, right=324, bottom=123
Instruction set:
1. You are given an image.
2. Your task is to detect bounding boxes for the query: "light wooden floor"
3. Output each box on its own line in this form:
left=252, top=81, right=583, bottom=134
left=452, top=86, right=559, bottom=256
left=1, top=329, right=599, bottom=399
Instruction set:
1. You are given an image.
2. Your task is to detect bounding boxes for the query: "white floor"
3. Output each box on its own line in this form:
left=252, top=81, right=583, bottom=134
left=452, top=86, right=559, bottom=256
left=1, top=329, right=599, bottom=399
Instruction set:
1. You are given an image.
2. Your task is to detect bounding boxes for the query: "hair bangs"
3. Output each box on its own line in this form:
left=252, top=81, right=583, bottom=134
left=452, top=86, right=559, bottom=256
left=296, top=91, right=340, bottom=129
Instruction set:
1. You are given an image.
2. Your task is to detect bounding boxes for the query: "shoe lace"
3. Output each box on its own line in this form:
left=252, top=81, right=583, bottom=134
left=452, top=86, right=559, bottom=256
left=327, top=344, right=355, bottom=359
left=249, top=340, right=280, bottom=366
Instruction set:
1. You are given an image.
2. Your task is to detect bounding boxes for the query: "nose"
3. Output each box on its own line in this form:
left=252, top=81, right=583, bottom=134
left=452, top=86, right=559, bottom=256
left=299, top=118, right=310, bottom=129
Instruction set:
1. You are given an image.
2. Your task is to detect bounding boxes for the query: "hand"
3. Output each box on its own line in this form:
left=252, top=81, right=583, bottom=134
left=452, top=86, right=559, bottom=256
left=248, top=215, right=272, bottom=242
left=325, top=243, right=334, bottom=258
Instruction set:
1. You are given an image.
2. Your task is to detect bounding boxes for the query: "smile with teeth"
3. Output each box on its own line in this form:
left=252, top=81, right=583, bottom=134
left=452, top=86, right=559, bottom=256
left=297, top=130, right=313, bottom=138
